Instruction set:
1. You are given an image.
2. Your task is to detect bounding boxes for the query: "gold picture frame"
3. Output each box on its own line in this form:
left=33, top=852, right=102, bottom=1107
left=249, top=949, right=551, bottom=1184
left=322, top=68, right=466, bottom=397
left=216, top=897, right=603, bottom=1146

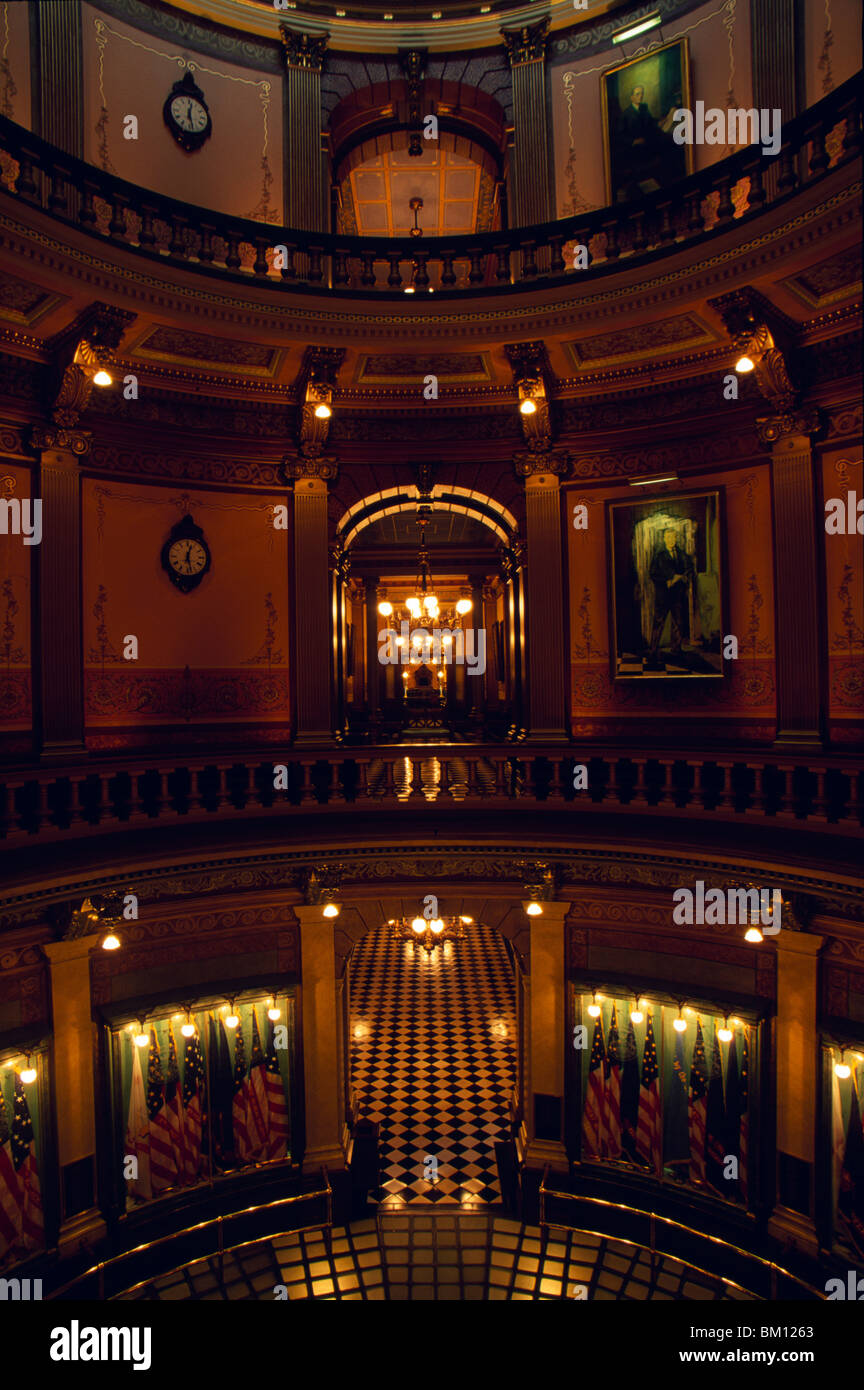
left=600, top=38, right=694, bottom=206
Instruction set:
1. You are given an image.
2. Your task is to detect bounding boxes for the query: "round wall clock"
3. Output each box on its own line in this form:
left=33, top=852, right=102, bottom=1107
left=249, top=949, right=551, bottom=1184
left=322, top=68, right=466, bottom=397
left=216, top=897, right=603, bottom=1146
left=161, top=514, right=211, bottom=593
left=163, top=71, right=212, bottom=153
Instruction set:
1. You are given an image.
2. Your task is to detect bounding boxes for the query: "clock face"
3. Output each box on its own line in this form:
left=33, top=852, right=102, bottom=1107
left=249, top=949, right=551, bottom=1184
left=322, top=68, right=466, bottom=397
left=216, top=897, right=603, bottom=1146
left=168, top=538, right=208, bottom=578
left=170, top=95, right=208, bottom=134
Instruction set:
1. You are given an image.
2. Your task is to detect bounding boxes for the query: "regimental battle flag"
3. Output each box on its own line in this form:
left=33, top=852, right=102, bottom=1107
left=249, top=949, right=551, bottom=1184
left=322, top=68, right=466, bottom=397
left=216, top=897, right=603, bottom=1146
left=689, top=1019, right=708, bottom=1183
left=581, top=1013, right=607, bottom=1159
left=724, top=1027, right=741, bottom=1199
left=124, top=1040, right=152, bottom=1202
left=665, top=1023, right=689, bottom=1166
left=11, top=1073, right=42, bottom=1249
left=165, top=1024, right=187, bottom=1184
left=739, top=1027, right=750, bottom=1201
left=636, top=1013, right=662, bottom=1175
left=264, top=1018, right=289, bottom=1161
left=231, top=1021, right=250, bottom=1166
left=705, top=1025, right=727, bottom=1194
left=604, top=1003, right=622, bottom=1160
left=621, top=1015, right=640, bottom=1162
left=208, top=1013, right=234, bottom=1164
left=147, top=1029, right=176, bottom=1192
left=245, top=1009, right=269, bottom=1162
left=0, top=1085, right=21, bottom=1259
left=838, top=1076, right=864, bottom=1260
left=182, top=1027, right=207, bottom=1184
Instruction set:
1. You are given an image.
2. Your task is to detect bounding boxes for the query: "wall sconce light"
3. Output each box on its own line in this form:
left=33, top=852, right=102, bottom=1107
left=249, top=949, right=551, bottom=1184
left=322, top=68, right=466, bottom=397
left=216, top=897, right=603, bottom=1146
left=630, top=996, right=644, bottom=1025
left=224, top=999, right=240, bottom=1029
left=101, top=931, right=121, bottom=950
left=734, top=355, right=755, bottom=373
left=180, top=1009, right=196, bottom=1038
left=93, top=368, right=113, bottom=387
left=322, top=898, right=340, bottom=918
left=673, top=1005, right=688, bottom=1032
left=19, top=1055, right=37, bottom=1084
left=133, top=1023, right=149, bottom=1048
left=587, top=993, right=601, bottom=1019
left=718, top=1018, right=733, bottom=1043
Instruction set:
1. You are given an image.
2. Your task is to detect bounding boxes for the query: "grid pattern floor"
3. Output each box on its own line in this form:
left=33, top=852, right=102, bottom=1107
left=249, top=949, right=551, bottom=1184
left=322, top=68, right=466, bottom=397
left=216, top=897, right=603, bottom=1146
left=349, top=922, right=517, bottom=1205
left=126, top=1214, right=757, bottom=1301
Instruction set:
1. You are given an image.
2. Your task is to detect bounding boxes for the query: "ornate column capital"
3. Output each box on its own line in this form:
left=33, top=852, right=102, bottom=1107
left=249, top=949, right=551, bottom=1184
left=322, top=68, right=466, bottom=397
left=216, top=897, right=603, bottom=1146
left=31, top=424, right=91, bottom=456
left=514, top=449, right=570, bottom=480
left=756, top=409, right=822, bottom=447
left=279, top=26, right=329, bottom=72
left=44, top=301, right=135, bottom=431
left=282, top=454, right=339, bottom=484
left=501, top=16, right=549, bottom=66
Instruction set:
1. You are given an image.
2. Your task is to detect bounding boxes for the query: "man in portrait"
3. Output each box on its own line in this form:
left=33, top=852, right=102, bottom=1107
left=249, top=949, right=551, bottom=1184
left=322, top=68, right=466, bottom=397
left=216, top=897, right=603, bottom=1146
left=612, top=80, right=682, bottom=201
left=646, top=526, right=694, bottom=668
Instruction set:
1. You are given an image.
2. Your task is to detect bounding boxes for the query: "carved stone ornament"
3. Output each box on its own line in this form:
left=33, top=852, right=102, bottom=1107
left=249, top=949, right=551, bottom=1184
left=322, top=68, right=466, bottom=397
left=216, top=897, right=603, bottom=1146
left=283, top=454, right=338, bottom=483
left=514, top=449, right=570, bottom=479
left=280, top=27, right=329, bottom=71
left=501, top=17, right=549, bottom=66
left=756, top=409, right=822, bottom=446
left=30, top=423, right=91, bottom=455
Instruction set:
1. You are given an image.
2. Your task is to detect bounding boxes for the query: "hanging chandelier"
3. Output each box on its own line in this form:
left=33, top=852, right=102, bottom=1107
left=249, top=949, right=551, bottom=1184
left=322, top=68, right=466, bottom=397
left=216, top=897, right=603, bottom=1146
left=390, top=914, right=472, bottom=954
left=377, top=514, right=472, bottom=641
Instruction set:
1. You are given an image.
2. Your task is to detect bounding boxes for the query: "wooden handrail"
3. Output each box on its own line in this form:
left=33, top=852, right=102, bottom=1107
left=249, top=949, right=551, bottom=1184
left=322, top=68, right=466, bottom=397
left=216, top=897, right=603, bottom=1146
left=0, top=77, right=858, bottom=296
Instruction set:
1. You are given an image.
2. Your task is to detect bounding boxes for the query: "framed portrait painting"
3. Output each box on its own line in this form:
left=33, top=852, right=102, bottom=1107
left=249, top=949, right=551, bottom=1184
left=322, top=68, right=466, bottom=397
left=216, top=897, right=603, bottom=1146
left=601, top=39, right=693, bottom=205
left=607, top=490, right=725, bottom=680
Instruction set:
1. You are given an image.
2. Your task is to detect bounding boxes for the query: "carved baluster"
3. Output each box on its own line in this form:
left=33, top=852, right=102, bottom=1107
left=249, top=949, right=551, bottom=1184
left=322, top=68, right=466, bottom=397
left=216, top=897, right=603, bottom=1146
left=660, top=758, right=676, bottom=806
left=632, top=758, right=648, bottom=806
left=631, top=211, right=648, bottom=252
left=494, top=243, right=511, bottom=282
left=198, top=226, right=215, bottom=263
left=440, top=252, right=456, bottom=287
left=715, top=177, right=734, bottom=226
left=15, top=155, right=37, bottom=199
left=413, top=251, right=430, bottom=287
left=246, top=763, right=260, bottom=808
left=188, top=767, right=204, bottom=813
left=603, top=222, right=621, bottom=260
left=109, top=195, right=126, bottom=238
left=128, top=771, right=145, bottom=820
left=333, top=250, right=349, bottom=285
left=549, top=236, right=565, bottom=275
left=520, top=241, right=538, bottom=279
left=843, top=769, right=862, bottom=825
left=79, top=184, right=97, bottom=225
left=68, top=776, right=84, bottom=825
left=329, top=760, right=345, bottom=803
left=307, top=245, right=324, bottom=283
left=38, top=780, right=51, bottom=832
left=747, top=160, right=765, bottom=210
left=778, top=765, right=795, bottom=819
left=300, top=761, right=315, bottom=803
left=547, top=758, right=563, bottom=801
left=657, top=204, right=675, bottom=243
left=138, top=206, right=156, bottom=246
left=717, top=761, right=734, bottom=811
left=687, top=760, right=705, bottom=810
left=386, top=252, right=402, bottom=288
left=217, top=765, right=230, bottom=811
left=810, top=766, right=828, bottom=821
left=253, top=239, right=269, bottom=276
left=841, top=101, right=862, bottom=155
left=468, top=247, right=484, bottom=284
left=686, top=194, right=704, bottom=235
left=358, top=761, right=370, bottom=798
left=777, top=146, right=797, bottom=193
left=747, top=763, right=765, bottom=815
left=158, top=771, right=175, bottom=817
left=99, top=774, right=113, bottom=824
left=169, top=217, right=187, bottom=258
left=280, top=244, right=297, bottom=279
left=225, top=236, right=242, bottom=270
left=360, top=253, right=376, bottom=287
left=47, top=170, right=67, bottom=212
left=383, top=759, right=396, bottom=799
left=808, top=123, right=829, bottom=176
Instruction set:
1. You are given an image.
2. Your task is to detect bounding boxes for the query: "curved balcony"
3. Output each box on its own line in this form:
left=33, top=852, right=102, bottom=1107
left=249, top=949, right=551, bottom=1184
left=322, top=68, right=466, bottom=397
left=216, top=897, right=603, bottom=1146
left=0, top=78, right=859, bottom=299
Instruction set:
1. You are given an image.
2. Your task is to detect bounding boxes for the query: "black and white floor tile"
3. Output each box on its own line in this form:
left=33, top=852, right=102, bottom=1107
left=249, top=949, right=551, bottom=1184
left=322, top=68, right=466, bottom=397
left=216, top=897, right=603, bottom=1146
left=348, top=921, right=518, bottom=1206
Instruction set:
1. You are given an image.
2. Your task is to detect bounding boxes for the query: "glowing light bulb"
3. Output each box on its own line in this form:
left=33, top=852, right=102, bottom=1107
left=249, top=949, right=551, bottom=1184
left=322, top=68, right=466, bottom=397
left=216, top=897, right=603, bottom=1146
left=314, top=402, right=331, bottom=419
left=20, top=1065, right=37, bottom=1084
left=181, top=1021, right=196, bottom=1038
left=519, top=398, right=537, bottom=415
left=101, top=933, right=121, bottom=951
left=526, top=901, right=542, bottom=916
left=456, top=598, right=472, bottom=615
left=718, top=1026, right=733, bottom=1043
left=134, top=1032, right=149, bottom=1048
left=630, top=1009, right=644, bottom=1025
left=673, top=1017, right=687, bottom=1032
left=322, top=902, right=340, bottom=918
left=430, top=919, right=444, bottom=934
left=835, top=1062, right=852, bottom=1079
left=407, top=598, right=421, bottom=618
left=93, top=369, right=112, bottom=387
left=378, top=601, right=393, bottom=617
left=225, top=1012, right=240, bottom=1030
left=735, top=355, right=755, bottom=373
left=268, top=1007, right=281, bottom=1022
left=587, top=1003, right=601, bottom=1018
left=745, top=926, right=763, bottom=943
left=411, top=918, right=426, bottom=934
left=459, top=916, right=473, bottom=924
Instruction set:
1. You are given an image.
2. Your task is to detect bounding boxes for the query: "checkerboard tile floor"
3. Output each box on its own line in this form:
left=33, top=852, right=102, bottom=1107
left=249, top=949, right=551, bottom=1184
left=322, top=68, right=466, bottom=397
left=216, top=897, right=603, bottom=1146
left=349, top=921, right=517, bottom=1206
left=127, top=1214, right=756, bottom=1301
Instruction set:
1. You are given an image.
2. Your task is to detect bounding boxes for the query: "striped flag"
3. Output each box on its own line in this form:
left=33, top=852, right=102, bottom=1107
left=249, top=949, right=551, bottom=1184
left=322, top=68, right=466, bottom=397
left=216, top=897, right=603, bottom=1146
left=604, top=1003, right=622, bottom=1159
left=264, top=1019, right=289, bottom=1161
left=636, top=1012, right=662, bottom=1174
left=705, top=1025, right=727, bottom=1193
left=831, top=1062, right=846, bottom=1221
left=165, top=1025, right=187, bottom=1183
left=231, top=1023, right=251, bottom=1166
left=147, top=1030, right=177, bottom=1192
left=739, top=1028, right=750, bottom=1201
left=182, top=1028, right=206, bottom=1184
left=838, top=1075, right=864, bottom=1259
left=581, top=1013, right=607, bottom=1159
left=124, top=1041, right=151, bottom=1203
left=620, top=1015, right=640, bottom=1162
left=12, top=1073, right=42, bottom=1249
left=689, top=1019, right=708, bottom=1183
left=666, top=1024, right=690, bottom=1166
left=725, top=1028, right=742, bottom=1198
left=208, top=1013, right=234, bottom=1165
left=245, top=1010, right=269, bottom=1162
left=0, top=1084, right=21, bottom=1259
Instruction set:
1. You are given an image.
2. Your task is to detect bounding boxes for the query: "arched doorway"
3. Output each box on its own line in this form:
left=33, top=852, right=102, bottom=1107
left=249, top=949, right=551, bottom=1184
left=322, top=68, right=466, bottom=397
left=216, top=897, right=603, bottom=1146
left=347, top=916, right=518, bottom=1206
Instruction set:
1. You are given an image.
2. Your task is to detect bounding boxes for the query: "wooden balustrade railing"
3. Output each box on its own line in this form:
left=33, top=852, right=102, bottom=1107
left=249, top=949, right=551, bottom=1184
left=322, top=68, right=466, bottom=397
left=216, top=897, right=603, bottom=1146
left=0, top=78, right=859, bottom=297
left=0, top=746, right=861, bottom=843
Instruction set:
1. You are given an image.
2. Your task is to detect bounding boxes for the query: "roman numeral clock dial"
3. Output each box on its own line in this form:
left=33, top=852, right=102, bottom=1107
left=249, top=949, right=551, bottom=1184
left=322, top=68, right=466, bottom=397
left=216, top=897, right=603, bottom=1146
left=161, top=515, right=211, bottom=593
left=163, top=72, right=212, bottom=153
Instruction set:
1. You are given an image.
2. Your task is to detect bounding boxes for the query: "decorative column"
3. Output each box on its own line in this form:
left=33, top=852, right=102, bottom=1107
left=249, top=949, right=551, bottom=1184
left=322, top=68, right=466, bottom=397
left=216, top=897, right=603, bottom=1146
left=770, top=927, right=823, bottom=1255
left=761, top=416, right=825, bottom=746
left=524, top=899, right=569, bottom=1173
left=467, top=574, right=486, bottom=726
left=32, top=302, right=134, bottom=760
left=500, top=542, right=526, bottom=737
left=295, top=904, right=348, bottom=1170
left=36, top=0, right=83, bottom=155
left=501, top=18, right=553, bottom=227
left=43, top=930, right=105, bottom=1253
left=330, top=542, right=350, bottom=741
left=279, top=28, right=329, bottom=233
left=286, top=461, right=336, bottom=745
left=364, top=576, right=381, bottom=723
left=517, top=459, right=570, bottom=742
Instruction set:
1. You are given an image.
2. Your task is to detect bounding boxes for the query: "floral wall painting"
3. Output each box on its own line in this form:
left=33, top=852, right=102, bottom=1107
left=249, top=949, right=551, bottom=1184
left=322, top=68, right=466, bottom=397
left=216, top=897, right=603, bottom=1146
left=607, top=490, right=725, bottom=680
left=601, top=39, right=693, bottom=204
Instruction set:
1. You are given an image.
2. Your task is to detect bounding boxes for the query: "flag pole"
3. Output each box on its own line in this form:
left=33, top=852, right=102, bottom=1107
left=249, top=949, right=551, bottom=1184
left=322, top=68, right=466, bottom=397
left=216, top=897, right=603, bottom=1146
left=206, top=1012, right=215, bottom=1189
left=659, top=1004, right=665, bottom=1185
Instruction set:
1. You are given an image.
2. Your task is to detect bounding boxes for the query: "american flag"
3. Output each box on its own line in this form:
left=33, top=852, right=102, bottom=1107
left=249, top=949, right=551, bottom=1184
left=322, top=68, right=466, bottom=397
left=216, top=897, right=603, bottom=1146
left=182, top=1027, right=206, bottom=1184
left=231, top=1022, right=251, bottom=1166
left=636, top=1013, right=662, bottom=1174
left=124, top=1041, right=151, bottom=1202
left=12, top=1073, right=42, bottom=1249
left=245, top=1010, right=269, bottom=1162
left=604, top=1003, right=622, bottom=1159
left=165, top=1025, right=187, bottom=1184
left=0, top=1083, right=21, bottom=1259
left=581, top=1013, right=607, bottom=1159
left=147, top=1029, right=176, bottom=1192
left=739, top=1027, right=749, bottom=1200
left=264, top=1018, right=289, bottom=1161
left=689, top=1019, right=708, bottom=1183
left=705, top=1024, right=727, bottom=1193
